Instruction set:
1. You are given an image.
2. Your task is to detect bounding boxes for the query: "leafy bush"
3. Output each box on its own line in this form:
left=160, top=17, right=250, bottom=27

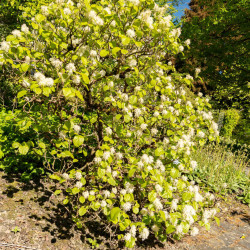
left=189, top=143, right=250, bottom=205
left=220, top=109, right=240, bottom=139
left=0, top=0, right=221, bottom=247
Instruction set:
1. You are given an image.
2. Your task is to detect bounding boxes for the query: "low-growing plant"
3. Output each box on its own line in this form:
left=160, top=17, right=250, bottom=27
left=189, top=143, right=250, bottom=205
left=0, top=0, right=220, bottom=247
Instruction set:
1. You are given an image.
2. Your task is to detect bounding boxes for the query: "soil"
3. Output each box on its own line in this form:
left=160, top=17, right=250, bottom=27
left=0, top=171, right=249, bottom=250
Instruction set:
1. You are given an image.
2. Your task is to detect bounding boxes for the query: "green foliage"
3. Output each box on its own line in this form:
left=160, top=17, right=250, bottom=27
left=189, top=143, right=250, bottom=205
left=0, top=0, right=220, bottom=247
left=220, top=109, right=240, bottom=139
left=180, top=0, right=249, bottom=121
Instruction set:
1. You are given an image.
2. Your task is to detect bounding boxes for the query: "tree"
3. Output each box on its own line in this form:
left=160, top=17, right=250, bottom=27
left=0, top=0, right=219, bottom=247
left=180, top=0, right=249, bottom=110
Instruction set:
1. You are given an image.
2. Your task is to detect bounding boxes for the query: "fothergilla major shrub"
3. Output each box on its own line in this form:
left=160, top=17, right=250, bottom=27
left=0, top=0, right=220, bottom=248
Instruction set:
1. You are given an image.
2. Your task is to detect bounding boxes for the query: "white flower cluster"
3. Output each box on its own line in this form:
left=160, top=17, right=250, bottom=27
left=34, top=72, right=54, bottom=87
left=88, top=10, right=104, bottom=26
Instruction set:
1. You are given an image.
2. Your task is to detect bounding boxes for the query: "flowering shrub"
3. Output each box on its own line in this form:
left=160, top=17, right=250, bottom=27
left=0, top=0, right=220, bottom=247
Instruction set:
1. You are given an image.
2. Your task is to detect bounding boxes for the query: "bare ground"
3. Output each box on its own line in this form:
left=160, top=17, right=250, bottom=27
left=0, top=171, right=249, bottom=250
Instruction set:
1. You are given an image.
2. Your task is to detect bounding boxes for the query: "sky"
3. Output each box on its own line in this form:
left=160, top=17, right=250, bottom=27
left=173, top=0, right=190, bottom=20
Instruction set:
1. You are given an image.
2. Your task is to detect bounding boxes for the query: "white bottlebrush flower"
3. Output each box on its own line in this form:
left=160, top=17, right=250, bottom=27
left=154, top=111, right=160, bottom=117
left=72, top=75, right=81, bottom=84
left=108, top=81, right=114, bottom=88
left=151, top=128, right=158, bottom=136
left=23, top=80, right=30, bottom=88
left=179, top=45, right=184, bottom=52
left=89, top=50, right=97, bottom=58
left=62, top=173, right=70, bottom=180
left=103, top=190, right=110, bottom=198
left=34, top=72, right=46, bottom=83
left=94, top=157, right=102, bottom=164
left=75, top=181, right=83, bottom=189
left=194, top=192, right=203, bottom=202
left=105, top=127, right=112, bottom=135
left=190, top=227, right=199, bottom=236
left=50, top=58, right=62, bottom=69
left=124, top=233, right=131, bottom=241
left=21, top=24, right=29, bottom=33
left=190, top=160, right=197, bottom=169
left=112, top=171, right=118, bottom=178
left=141, top=208, right=147, bottom=215
left=66, top=63, right=76, bottom=74
left=122, top=202, right=132, bottom=212
left=75, top=172, right=82, bottom=180
left=64, top=7, right=71, bottom=15
left=125, top=182, right=134, bottom=193
left=82, top=191, right=89, bottom=199
left=197, top=131, right=205, bottom=138
left=196, top=68, right=201, bottom=75
left=110, top=20, right=116, bottom=27
left=116, top=152, right=123, bottom=159
left=101, top=200, right=107, bottom=207
left=103, top=151, right=111, bottom=161
left=153, top=198, right=163, bottom=210
left=45, top=77, right=54, bottom=87
left=89, top=190, right=95, bottom=196
left=130, top=225, right=136, bottom=236
left=128, top=0, right=140, bottom=6
left=41, top=5, right=49, bottom=16
left=155, top=184, right=163, bottom=193
left=140, top=123, right=147, bottom=130
left=112, top=187, right=117, bottom=194
left=176, top=224, right=183, bottom=235
left=152, top=225, right=159, bottom=232
left=73, top=124, right=81, bottom=133
left=120, top=189, right=127, bottom=195
left=12, top=29, right=22, bottom=38
left=128, top=59, right=137, bottom=67
left=184, top=39, right=191, bottom=46
left=126, top=29, right=136, bottom=38
left=140, top=227, right=149, bottom=240
left=171, top=199, right=178, bottom=210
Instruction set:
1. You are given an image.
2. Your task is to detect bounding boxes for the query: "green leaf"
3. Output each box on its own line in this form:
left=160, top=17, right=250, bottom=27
left=129, top=95, right=137, bottom=105
left=18, top=144, right=29, bottom=155
left=63, top=88, right=75, bottom=98
left=81, top=73, right=90, bottom=84
left=121, top=49, right=128, bottom=54
left=35, top=14, right=46, bottom=23
left=98, top=167, right=105, bottom=178
left=155, top=147, right=164, bottom=156
left=21, top=63, right=29, bottom=72
left=79, top=206, right=87, bottom=216
left=112, top=47, right=121, bottom=55
left=63, top=198, right=69, bottom=205
left=108, top=177, right=116, bottom=186
left=148, top=191, right=157, bottom=202
left=72, top=187, right=80, bottom=194
left=17, top=90, right=27, bottom=98
left=100, top=49, right=109, bottom=57
left=182, top=192, right=192, bottom=201
left=54, top=190, right=61, bottom=195
left=110, top=207, right=121, bottom=223
left=214, top=217, right=220, bottom=226
left=73, top=135, right=84, bottom=147
left=124, top=115, right=131, bottom=123
left=79, top=196, right=85, bottom=204
left=12, top=142, right=20, bottom=149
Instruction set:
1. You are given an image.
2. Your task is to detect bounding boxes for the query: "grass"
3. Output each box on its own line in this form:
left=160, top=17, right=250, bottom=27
left=189, top=143, right=250, bottom=205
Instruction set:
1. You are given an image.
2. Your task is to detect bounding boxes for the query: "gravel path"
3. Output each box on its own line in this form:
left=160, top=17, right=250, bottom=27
left=0, top=171, right=249, bottom=250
